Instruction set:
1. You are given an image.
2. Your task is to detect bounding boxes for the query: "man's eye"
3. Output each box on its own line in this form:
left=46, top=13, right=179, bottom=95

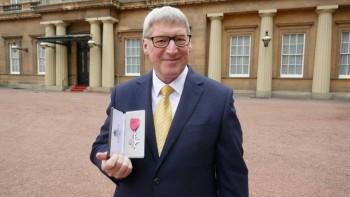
left=155, top=38, right=168, bottom=43
left=175, top=38, right=186, bottom=42
left=175, top=36, right=187, bottom=42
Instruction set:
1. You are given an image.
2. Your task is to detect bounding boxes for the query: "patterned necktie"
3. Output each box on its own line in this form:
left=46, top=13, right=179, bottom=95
left=154, top=85, right=174, bottom=156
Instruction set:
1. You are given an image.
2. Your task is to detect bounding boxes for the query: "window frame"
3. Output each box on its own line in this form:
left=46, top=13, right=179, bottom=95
left=280, top=33, right=306, bottom=78
left=124, top=38, right=141, bottom=77
left=339, top=31, right=350, bottom=79
left=37, top=43, right=46, bottom=75
left=223, top=25, right=256, bottom=79
left=228, top=35, right=251, bottom=78
left=9, top=41, right=21, bottom=75
left=10, top=0, right=20, bottom=4
left=275, top=22, right=312, bottom=80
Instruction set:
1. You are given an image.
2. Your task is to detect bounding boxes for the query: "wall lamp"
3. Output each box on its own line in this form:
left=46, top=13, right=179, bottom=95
left=262, top=31, right=271, bottom=47
left=40, top=42, right=55, bottom=49
left=11, top=44, right=28, bottom=52
left=88, top=40, right=102, bottom=48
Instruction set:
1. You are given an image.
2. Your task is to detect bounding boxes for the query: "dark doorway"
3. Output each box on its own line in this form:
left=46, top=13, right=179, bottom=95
left=77, top=41, right=89, bottom=85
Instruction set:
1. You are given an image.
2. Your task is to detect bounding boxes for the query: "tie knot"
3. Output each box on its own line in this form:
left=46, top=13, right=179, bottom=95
left=161, top=85, right=174, bottom=97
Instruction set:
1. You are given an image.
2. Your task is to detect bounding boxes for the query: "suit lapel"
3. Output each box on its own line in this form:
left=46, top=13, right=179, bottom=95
left=156, top=69, right=204, bottom=169
left=135, top=72, right=159, bottom=161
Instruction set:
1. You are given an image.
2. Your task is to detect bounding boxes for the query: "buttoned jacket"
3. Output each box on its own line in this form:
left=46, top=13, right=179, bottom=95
left=90, top=67, right=249, bottom=197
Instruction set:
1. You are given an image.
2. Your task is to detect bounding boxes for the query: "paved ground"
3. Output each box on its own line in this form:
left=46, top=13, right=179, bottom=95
left=0, top=88, right=349, bottom=197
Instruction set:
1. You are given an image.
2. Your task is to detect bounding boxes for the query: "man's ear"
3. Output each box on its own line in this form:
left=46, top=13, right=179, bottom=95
left=143, top=39, right=149, bottom=55
left=188, top=41, right=192, bottom=52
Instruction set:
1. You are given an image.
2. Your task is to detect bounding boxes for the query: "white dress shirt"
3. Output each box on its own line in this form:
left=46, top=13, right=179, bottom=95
left=152, top=66, right=189, bottom=118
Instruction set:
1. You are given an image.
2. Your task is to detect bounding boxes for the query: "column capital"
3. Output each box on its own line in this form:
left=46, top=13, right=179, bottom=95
left=100, top=16, right=118, bottom=24
left=207, top=13, right=223, bottom=20
left=40, top=23, right=55, bottom=28
left=259, top=9, right=277, bottom=17
left=41, top=20, right=68, bottom=26
left=86, top=18, right=101, bottom=24
left=53, top=20, right=69, bottom=27
left=316, top=5, right=338, bottom=14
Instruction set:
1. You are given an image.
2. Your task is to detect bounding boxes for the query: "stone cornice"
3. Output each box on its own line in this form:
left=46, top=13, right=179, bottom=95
left=0, top=12, right=41, bottom=21
left=119, top=0, right=227, bottom=10
left=33, top=0, right=120, bottom=14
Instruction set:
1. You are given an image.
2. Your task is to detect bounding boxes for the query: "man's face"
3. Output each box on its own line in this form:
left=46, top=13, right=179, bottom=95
left=143, top=22, right=191, bottom=83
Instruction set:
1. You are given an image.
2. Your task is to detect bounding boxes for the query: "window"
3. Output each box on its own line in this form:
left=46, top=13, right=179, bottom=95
left=125, top=39, right=141, bottom=76
left=280, top=33, right=305, bottom=78
left=339, top=32, right=350, bottom=78
left=229, top=35, right=251, bottom=77
left=37, top=43, right=45, bottom=75
left=11, top=0, right=20, bottom=4
left=9, top=42, right=20, bottom=74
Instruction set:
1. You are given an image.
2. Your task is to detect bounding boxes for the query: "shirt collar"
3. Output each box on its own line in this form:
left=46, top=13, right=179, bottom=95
left=152, top=66, right=188, bottom=96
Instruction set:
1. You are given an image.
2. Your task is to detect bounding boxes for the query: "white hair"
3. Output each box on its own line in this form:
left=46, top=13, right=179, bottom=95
left=143, top=6, right=191, bottom=38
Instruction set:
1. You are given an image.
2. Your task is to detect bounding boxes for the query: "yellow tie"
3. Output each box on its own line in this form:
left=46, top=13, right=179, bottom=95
left=154, top=85, right=174, bottom=156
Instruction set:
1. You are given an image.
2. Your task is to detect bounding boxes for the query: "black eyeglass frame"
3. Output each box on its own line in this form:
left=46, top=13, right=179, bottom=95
left=145, top=35, right=192, bottom=48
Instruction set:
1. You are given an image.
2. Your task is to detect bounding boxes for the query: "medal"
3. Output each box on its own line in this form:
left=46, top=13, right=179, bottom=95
left=129, top=118, right=141, bottom=149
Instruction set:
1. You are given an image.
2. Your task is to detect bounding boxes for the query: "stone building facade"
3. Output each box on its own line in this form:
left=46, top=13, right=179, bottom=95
left=0, top=0, right=349, bottom=99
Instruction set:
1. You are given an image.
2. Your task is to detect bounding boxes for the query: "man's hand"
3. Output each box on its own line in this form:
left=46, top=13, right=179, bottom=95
left=96, top=152, right=133, bottom=179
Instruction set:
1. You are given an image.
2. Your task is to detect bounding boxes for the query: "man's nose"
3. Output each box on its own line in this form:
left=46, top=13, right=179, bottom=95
left=166, top=40, right=178, bottom=53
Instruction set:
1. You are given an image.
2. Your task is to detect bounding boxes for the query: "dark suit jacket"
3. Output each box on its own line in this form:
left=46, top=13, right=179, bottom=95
left=90, top=67, right=248, bottom=197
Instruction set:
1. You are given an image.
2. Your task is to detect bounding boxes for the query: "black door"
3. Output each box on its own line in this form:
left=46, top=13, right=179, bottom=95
left=77, top=41, right=89, bottom=85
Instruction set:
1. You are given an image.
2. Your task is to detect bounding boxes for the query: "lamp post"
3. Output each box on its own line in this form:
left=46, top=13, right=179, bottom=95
left=40, top=42, right=55, bottom=49
left=11, top=44, right=28, bottom=52
left=262, top=31, right=271, bottom=47
left=87, top=40, right=102, bottom=48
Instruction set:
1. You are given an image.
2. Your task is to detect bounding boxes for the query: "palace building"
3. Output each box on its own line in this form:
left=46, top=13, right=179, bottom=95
left=0, top=0, right=349, bottom=99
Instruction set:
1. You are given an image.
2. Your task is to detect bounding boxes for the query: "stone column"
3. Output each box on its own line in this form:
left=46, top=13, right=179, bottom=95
left=42, top=23, right=56, bottom=86
left=256, top=9, right=276, bottom=98
left=207, top=13, right=223, bottom=82
left=312, top=5, right=338, bottom=99
left=55, top=21, right=68, bottom=87
left=86, top=18, right=102, bottom=88
left=100, top=17, right=118, bottom=89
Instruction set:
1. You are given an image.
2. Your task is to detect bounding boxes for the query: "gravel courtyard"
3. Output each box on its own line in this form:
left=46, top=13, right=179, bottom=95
left=0, top=88, right=349, bottom=197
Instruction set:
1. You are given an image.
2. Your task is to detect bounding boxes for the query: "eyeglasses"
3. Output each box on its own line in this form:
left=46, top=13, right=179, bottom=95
left=145, top=35, right=191, bottom=48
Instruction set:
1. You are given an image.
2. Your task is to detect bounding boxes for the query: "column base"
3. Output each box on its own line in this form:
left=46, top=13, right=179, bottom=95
left=272, top=91, right=311, bottom=99
left=233, top=89, right=256, bottom=98
left=256, top=91, right=271, bottom=98
left=6, top=83, right=44, bottom=90
left=311, top=92, right=332, bottom=100
left=45, top=85, right=67, bottom=91
left=333, top=92, right=350, bottom=101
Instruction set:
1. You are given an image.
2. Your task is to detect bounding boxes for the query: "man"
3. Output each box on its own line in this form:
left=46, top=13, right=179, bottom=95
left=90, top=6, right=248, bottom=197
